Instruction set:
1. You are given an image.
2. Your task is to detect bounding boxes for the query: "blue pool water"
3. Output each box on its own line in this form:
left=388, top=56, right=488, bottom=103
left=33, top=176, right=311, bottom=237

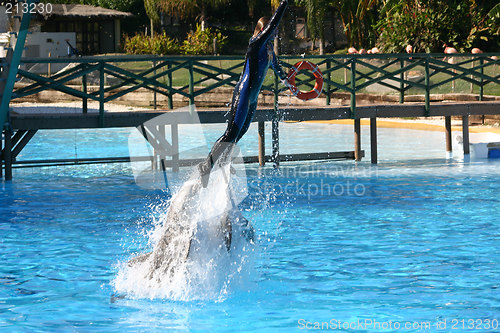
left=1, top=122, right=500, bottom=332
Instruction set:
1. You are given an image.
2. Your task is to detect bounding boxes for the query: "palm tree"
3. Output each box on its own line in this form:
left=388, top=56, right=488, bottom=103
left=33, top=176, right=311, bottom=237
left=269, top=0, right=283, bottom=54
left=247, top=0, right=259, bottom=18
left=144, top=0, right=160, bottom=37
left=158, top=0, right=230, bottom=30
left=331, top=0, right=379, bottom=48
left=296, top=0, right=331, bottom=54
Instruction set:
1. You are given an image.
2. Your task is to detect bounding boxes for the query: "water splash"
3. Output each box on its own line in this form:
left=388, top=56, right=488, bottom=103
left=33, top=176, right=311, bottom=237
left=113, top=163, right=255, bottom=301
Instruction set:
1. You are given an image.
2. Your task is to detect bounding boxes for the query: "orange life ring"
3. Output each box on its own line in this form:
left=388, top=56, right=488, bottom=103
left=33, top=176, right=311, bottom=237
left=286, top=61, right=324, bottom=101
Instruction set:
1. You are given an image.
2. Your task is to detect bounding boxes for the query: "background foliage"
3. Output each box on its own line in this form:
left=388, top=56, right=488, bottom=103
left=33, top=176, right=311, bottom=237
left=42, top=0, right=500, bottom=53
left=181, top=24, right=228, bottom=55
left=376, top=0, right=500, bottom=53
left=123, top=32, right=180, bottom=55
left=123, top=25, right=227, bottom=55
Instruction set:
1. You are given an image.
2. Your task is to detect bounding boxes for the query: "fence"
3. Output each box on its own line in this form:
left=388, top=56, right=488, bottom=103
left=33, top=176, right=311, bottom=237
left=12, top=52, right=500, bottom=124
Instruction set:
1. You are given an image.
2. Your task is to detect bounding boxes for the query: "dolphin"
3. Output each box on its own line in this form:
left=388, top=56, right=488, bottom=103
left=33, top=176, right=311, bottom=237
left=128, top=171, right=254, bottom=281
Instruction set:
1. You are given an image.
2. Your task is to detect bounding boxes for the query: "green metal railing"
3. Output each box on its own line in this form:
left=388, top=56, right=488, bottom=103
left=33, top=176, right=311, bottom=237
left=12, top=53, right=500, bottom=125
left=0, top=0, right=35, bottom=128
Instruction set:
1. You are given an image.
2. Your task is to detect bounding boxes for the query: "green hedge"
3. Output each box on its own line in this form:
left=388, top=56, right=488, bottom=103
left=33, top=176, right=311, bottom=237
left=123, top=32, right=180, bottom=55
left=124, top=26, right=228, bottom=56
left=182, top=24, right=228, bottom=55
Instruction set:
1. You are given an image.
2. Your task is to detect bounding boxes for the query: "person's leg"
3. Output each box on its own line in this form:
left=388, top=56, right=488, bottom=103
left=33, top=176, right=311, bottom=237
left=235, top=102, right=258, bottom=142
left=204, top=125, right=240, bottom=170
left=198, top=120, right=242, bottom=187
left=199, top=76, right=251, bottom=187
left=199, top=102, right=256, bottom=186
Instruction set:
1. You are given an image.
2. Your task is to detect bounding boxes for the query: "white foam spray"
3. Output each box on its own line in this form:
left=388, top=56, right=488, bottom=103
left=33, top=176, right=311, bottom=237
left=113, top=163, right=255, bottom=301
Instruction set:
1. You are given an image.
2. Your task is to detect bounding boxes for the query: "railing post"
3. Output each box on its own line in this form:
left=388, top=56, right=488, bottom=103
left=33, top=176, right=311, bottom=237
left=470, top=57, right=474, bottom=93
left=326, top=59, right=331, bottom=106
left=167, top=61, right=173, bottom=110
left=424, top=55, right=430, bottom=117
left=99, top=61, right=105, bottom=127
left=479, top=57, right=484, bottom=101
left=399, top=59, right=405, bottom=104
left=188, top=60, right=195, bottom=107
left=153, top=60, right=157, bottom=110
left=82, top=63, right=88, bottom=114
left=344, top=59, right=348, bottom=89
left=350, top=58, right=356, bottom=119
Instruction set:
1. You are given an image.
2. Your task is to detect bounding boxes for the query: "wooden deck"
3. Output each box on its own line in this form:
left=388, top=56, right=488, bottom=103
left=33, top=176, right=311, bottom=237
left=10, top=101, right=500, bottom=130
left=2, top=101, right=500, bottom=181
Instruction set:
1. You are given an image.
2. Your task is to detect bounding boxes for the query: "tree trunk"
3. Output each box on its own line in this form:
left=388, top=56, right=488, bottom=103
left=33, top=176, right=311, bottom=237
left=248, top=0, right=255, bottom=18
left=319, top=38, right=324, bottom=55
left=200, top=4, right=206, bottom=31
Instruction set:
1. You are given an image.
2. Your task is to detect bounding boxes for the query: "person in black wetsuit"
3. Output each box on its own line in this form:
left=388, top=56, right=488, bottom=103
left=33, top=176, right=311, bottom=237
left=199, top=0, right=289, bottom=187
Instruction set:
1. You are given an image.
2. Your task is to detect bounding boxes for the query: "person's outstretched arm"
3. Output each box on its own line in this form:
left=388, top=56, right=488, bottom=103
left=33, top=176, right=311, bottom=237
left=251, top=0, right=288, bottom=45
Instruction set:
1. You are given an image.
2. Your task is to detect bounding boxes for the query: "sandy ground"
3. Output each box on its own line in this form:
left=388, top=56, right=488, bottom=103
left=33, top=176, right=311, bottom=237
left=317, top=118, right=500, bottom=135
left=10, top=101, right=151, bottom=114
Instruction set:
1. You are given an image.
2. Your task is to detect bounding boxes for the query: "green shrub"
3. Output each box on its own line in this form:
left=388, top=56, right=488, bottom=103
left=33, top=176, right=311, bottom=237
left=376, top=0, right=499, bottom=53
left=124, top=32, right=180, bottom=55
left=376, top=1, right=453, bottom=53
left=181, top=24, right=228, bottom=55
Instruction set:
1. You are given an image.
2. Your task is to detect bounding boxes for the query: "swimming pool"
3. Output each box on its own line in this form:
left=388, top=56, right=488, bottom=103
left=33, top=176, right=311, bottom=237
left=1, top=122, right=499, bottom=332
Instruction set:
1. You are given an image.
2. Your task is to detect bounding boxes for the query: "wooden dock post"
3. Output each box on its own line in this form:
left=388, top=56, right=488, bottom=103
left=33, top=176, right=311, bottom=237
left=462, top=115, right=470, bottom=155
left=258, top=122, right=265, bottom=166
left=370, top=117, right=377, bottom=164
left=354, top=119, right=362, bottom=161
left=4, top=126, right=12, bottom=181
left=445, top=116, right=452, bottom=155
left=171, top=123, right=179, bottom=172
